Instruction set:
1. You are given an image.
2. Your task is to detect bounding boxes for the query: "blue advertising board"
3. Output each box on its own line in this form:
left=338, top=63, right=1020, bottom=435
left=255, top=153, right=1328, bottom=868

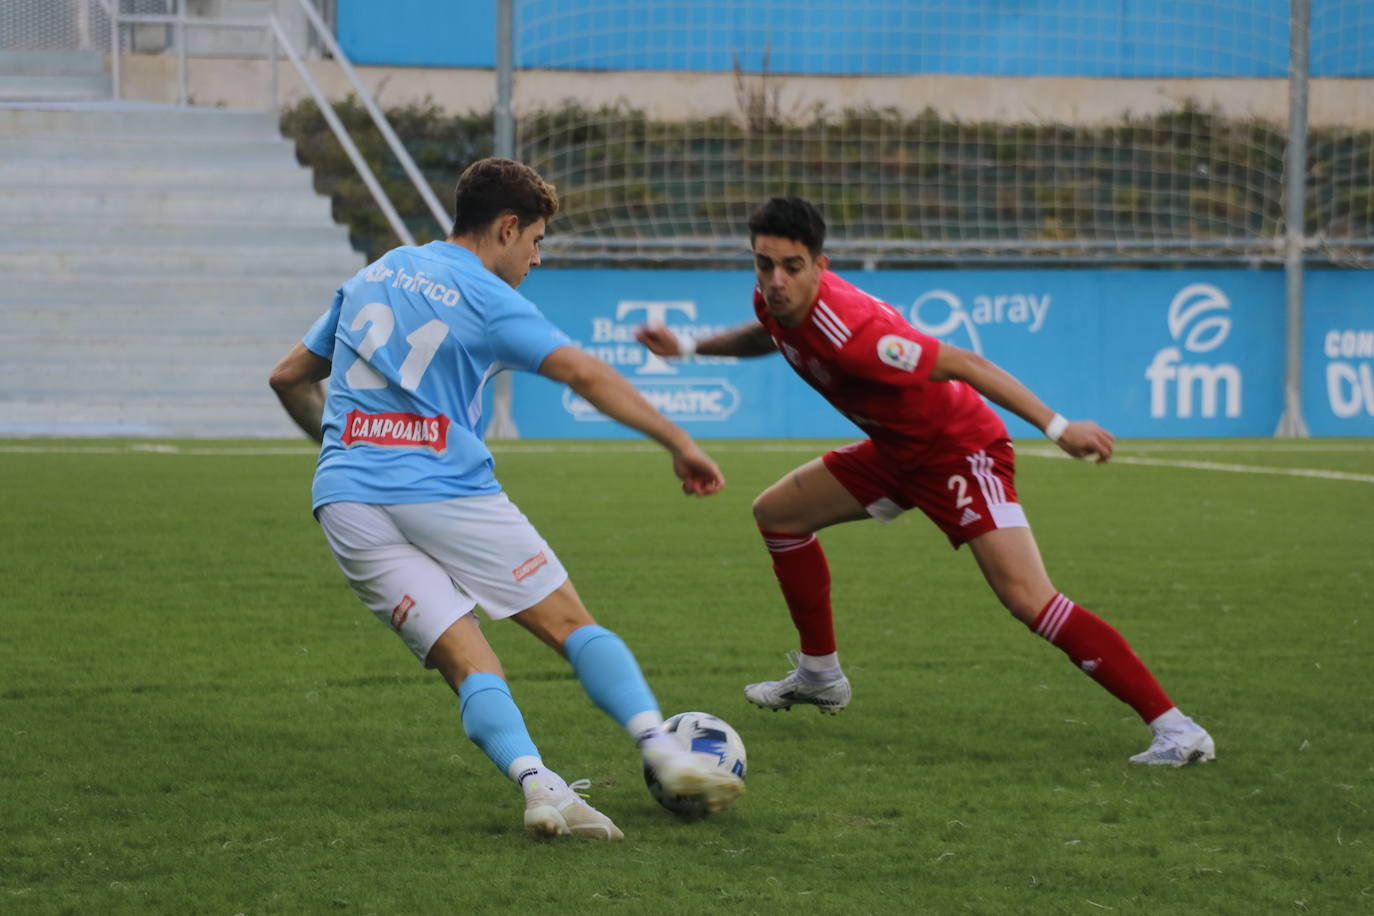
left=508, top=268, right=1372, bottom=439
left=1303, top=272, right=1374, bottom=436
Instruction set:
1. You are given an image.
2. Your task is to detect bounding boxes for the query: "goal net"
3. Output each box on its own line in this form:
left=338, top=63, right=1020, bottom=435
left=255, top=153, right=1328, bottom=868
left=512, top=0, right=1372, bottom=267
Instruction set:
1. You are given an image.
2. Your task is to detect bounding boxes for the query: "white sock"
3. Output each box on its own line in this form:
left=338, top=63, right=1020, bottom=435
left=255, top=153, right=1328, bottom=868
left=1147, top=707, right=1188, bottom=734
left=625, top=710, right=679, bottom=759
left=625, top=710, right=664, bottom=740
left=798, top=651, right=842, bottom=682
left=510, top=755, right=565, bottom=795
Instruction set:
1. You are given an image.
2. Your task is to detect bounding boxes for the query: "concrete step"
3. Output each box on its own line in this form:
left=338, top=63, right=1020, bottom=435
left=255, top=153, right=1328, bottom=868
left=0, top=360, right=288, bottom=394
left=0, top=351, right=302, bottom=387
left=0, top=333, right=312, bottom=363
left=0, top=99, right=362, bottom=439
left=0, top=105, right=281, bottom=139
left=2, top=275, right=346, bottom=307
left=0, top=219, right=352, bottom=248
left=0, top=246, right=363, bottom=278
left=0, top=75, right=111, bottom=102
left=0, top=395, right=305, bottom=438
left=0, top=187, right=334, bottom=221
left=0, top=302, right=328, bottom=335
left=0, top=160, right=316, bottom=191
left=0, top=51, right=107, bottom=77
left=0, top=135, right=300, bottom=165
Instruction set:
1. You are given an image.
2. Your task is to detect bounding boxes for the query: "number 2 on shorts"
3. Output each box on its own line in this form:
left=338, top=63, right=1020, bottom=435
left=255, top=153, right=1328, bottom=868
left=947, top=474, right=973, bottom=509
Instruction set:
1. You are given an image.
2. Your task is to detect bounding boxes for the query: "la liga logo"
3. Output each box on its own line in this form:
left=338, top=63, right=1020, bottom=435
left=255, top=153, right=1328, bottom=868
left=877, top=334, right=922, bottom=372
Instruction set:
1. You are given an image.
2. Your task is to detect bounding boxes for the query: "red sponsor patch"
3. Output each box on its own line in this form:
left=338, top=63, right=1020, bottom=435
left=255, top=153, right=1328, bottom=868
left=341, top=410, right=450, bottom=453
left=390, top=594, right=416, bottom=630
left=512, top=551, right=548, bottom=582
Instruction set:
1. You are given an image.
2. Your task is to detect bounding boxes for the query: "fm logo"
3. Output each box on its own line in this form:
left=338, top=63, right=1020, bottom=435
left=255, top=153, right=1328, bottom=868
left=1145, top=284, right=1242, bottom=418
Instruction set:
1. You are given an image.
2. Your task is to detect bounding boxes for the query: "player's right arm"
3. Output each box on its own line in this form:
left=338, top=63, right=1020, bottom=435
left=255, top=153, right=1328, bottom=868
left=538, top=345, right=725, bottom=496
left=269, top=342, right=331, bottom=443
left=635, top=320, right=776, bottom=359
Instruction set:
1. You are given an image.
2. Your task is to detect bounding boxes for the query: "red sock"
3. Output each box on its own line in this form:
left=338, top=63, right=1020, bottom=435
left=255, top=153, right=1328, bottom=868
left=759, top=527, right=835, bottom=655
left=1030, top=593, right=1174, bottom=723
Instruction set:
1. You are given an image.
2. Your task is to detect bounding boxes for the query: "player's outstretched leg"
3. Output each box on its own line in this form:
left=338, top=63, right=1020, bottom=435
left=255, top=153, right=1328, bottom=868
left=745, top=528, right=852, bottom=714
left=459, top=672, right=623, bottom=839
left=1027, top=593, right=1215, bottom=767
left=564, top=625, right=743, bottom=813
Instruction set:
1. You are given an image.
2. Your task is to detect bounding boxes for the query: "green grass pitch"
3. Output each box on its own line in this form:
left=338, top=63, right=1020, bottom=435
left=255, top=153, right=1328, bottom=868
left=1, top=438, right=1371, bottom=914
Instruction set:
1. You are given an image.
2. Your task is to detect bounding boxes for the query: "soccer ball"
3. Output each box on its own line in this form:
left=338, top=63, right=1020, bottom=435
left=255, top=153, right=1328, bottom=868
left=642, top=711, right=747, bottom=816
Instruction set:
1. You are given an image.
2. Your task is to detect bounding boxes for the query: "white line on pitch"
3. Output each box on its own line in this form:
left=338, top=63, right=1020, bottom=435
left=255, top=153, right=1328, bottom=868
left=1017, top=448, right=1374, bottom=483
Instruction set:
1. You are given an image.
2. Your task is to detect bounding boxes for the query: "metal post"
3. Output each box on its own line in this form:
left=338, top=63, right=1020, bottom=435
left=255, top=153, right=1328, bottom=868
left=487, top=0, right=519, bottom=440
left=268, top=19, right=279, bottom=111
left=109, top=0, right=121, bottom=100
left=495, top=0, right=514, bottom=158
left=176, top=0, right=188, bottom=106
left=1276, top=0, right=1310, bottom=437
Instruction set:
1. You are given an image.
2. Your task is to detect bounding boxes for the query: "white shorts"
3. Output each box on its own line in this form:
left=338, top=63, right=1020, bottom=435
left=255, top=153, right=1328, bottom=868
left=316, top=494, right=569, bottom=665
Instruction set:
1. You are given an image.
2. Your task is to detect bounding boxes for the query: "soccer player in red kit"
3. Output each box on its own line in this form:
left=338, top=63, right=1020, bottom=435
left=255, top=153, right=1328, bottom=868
left=635, top=196, right=1214, bottom=767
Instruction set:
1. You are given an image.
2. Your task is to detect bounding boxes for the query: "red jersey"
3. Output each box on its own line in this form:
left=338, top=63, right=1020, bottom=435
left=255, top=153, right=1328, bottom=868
left=753, top=270, right=1007, bottom=463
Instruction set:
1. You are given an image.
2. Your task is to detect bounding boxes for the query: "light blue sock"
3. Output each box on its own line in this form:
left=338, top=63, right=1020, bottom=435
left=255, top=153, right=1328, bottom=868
left=564, top=624, right=660, bottom=729
left=457, top=672, right=540, bottom=778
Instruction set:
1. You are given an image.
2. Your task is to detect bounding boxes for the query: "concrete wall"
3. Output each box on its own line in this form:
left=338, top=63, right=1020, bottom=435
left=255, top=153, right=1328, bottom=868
left=114, top=55, right=1374, bottom=128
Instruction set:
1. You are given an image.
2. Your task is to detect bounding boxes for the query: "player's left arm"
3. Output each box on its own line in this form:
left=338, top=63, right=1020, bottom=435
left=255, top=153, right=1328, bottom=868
left=539, top=345, right=725, bottom=496
left=930, top=344, right=1113, bottom=462
left=269, top=343, right=332, bottom=443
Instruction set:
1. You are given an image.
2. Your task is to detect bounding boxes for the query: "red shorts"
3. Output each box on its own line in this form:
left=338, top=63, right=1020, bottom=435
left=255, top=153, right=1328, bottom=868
left=822, top=438, right=1028, bottom=548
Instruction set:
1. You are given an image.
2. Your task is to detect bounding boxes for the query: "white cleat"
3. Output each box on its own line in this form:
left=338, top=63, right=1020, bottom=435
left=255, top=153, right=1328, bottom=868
left=524, top=777, right=624, bottom=840
left=645, top=749, right=745, bottom=814
left=744, top=660, right=851, bottom=715
left=1129, top=720, right=1216, bottom=767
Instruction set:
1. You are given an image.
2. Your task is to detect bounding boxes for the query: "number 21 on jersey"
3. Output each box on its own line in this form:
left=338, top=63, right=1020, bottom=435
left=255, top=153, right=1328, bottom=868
left=343, top=302, right=448, bottom=391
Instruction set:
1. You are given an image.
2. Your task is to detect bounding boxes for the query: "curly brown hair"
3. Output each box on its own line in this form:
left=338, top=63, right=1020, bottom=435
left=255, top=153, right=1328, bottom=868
left=450, top=157, right=559, bottom=237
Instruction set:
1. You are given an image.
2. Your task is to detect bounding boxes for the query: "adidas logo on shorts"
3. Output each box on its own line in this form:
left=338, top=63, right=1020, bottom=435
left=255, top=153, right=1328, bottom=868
left=959, top=507, right=984, bottom=527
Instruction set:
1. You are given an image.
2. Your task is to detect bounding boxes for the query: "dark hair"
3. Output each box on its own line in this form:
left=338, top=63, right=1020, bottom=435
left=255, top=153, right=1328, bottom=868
left=748, top=196, right=826, bottom=257
left=451, top=157, right=559, bottom=237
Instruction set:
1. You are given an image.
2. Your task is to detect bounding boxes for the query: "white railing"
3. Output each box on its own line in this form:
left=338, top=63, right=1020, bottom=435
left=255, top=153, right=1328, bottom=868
left=99, top=0, right=448, bottom=247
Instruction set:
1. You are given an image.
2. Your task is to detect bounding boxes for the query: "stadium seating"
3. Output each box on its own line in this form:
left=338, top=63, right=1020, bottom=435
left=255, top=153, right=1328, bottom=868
left=0, top=94, right=362, bottom=437
left=0, top=49, right=109, bottom=103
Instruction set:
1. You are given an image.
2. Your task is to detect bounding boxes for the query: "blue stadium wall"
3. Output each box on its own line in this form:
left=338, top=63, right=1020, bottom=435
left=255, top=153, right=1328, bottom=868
left=338, top=0, right=1374, bottom=76
left=500, top=269, right=1374, bottom=439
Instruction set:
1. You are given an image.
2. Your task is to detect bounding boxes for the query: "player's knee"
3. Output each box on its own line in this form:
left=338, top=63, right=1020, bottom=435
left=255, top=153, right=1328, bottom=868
left=751, top=491, right=779, bottom=528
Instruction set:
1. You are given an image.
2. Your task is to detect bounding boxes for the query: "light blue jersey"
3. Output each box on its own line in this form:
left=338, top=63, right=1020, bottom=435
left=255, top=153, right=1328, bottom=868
left=302, top=241, right=570, bottom=510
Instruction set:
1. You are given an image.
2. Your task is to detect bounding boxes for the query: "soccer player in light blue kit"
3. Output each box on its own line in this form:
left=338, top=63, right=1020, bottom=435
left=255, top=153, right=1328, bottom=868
left=269, top=157, right=743, bottom=840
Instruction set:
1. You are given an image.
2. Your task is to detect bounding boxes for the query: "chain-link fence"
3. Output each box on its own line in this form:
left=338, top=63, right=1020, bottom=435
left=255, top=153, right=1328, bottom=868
left=0, top=0, right=112, bottom=52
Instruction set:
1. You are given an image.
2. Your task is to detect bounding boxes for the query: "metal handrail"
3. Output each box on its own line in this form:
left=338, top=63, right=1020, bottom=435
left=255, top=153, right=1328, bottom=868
left=98, top=0, right=441, bottom=249
left=269, top=15, right=415, bottom=246
left=292, top=0, right=450, bottom=235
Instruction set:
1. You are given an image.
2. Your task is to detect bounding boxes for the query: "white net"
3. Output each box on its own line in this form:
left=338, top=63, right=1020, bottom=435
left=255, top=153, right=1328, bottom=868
left=0, top=0, right=112, bottom=51
left=1306, top=0, right=1374, bottom=266
left=512, top=0, right=1368, bottom=267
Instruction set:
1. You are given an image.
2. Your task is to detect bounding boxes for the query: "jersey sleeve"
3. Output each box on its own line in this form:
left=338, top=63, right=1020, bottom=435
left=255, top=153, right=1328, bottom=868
left=485, top=289, right=574, bottom=372
left=833, top=312, right=941, bottom=387
left=301, top=289, right=344, bottom=359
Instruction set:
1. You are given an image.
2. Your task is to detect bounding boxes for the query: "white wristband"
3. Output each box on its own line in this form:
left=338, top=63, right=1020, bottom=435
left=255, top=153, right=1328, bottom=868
left=1044, top=413, right=1069, bottom=442
left=676, top=335, right=697, bottom=358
